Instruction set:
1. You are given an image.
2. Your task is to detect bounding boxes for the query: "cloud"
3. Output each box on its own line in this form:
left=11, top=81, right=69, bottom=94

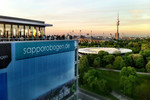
left=131, top=10, right=144, bottom=14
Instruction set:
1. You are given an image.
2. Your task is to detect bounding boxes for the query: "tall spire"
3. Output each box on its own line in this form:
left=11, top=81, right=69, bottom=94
left=117, top=11, right=119, bottom=25
left=115, top=11, right=120, bottom=40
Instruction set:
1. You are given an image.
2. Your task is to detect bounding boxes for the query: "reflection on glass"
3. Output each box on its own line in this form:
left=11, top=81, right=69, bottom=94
left=30, top=26, right=34, bottom=37
left=40, top=27, right=45, bottom=36
left=5, top=24, right=11, bottom=38
left=12, top=25, right=18, bottom=37
left=19, top=25, right=24, bottom=37
left=42, top=27, right=45, bottom=36
left=36, top=27, right=39, bottom=38
left=33, top=28, right=36, bottom=37
left=0, top=24, right=4, bottom=38
left=0, top=24, right=46, bottom=39
left=25, top=26, right=29, bottom=38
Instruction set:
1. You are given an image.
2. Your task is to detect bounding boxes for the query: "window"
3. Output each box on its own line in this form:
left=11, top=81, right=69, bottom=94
left=33, top=27, right=36, bottom=38
left=30, top=26, right=34, bottom=37
left=0, top=24, right=4, bottom=38
left=5, top=24, right=11, bottom=38
left=19, top=25, right=24, bottom=37
left=36, top=27, right=39, bottom=38
left=40, top=27, right=45, bottom=36
left=75, top=64, right=77, bottom=76
left=25, top=26, right=29, bottom=38
left=75, top=48, right=78, bottom=61
left=12, top=25, right=18, bottom=37
left=42, top=28, right=45, bottom=36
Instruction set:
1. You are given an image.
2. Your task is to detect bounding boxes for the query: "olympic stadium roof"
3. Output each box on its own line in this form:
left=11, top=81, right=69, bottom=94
left=79, top=47, right=132, bottom=54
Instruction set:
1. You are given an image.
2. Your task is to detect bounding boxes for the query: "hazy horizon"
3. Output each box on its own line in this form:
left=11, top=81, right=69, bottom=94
left=0, top=0, right=150, bottom=36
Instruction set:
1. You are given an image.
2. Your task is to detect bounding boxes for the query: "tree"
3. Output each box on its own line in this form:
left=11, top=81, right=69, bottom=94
left=78, top=56, right=89, bottom=85
left=135, top=84, right=150, bottom=100
left=98, top=79, right=111, bottom=95
left=87, top=54, right=97, bottom=66
left=113, top=56, right=123, bottom=69
left=103, top=55, right=115, bottom=66
left=125, top=75, right=138, bottom=96
left=98, top=51, right=109, bottom=59
left=123, top=55, right=134, bottom=67
left=141, top=49, right=150, bottom=61
left=146, top=56, right=150, bottom=61
left=83, top=69, right=102, bottom=89
left=120, top=67, right=138, bottom=96
left=93, top=57, right=102, bottom=68
left=141, top=44, right=149, bottom=51
left=131, top=54, right=142, bottom=63
left=124, top=52, right=132, bottom=56
left=114, top=51, right=121, bottom=56
left=146, top=61, right=150, bottom=73
left=83, top=69, right=111, bottom=94
left=128, top=42, right=140, bottom=53
left=120, top=66, right=137, bottom=77
left=105, top=64, right=113, bottom=69
left=135, top=56, right=145, bottom=68
left=79, top=55, right=89, bottom=73
left=120, top=60, right=126, bottom=69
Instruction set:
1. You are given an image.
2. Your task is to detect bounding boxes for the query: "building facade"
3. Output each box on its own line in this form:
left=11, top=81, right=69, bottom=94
left=0, top=40, right=78, bottom=100
left=0, top=16, right=78, bottom=100
left=0, top=15, right=52, bottom=39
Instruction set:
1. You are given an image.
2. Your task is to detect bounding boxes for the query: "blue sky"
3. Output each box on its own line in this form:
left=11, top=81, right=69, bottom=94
left=0, top=0, right=150, bottom=36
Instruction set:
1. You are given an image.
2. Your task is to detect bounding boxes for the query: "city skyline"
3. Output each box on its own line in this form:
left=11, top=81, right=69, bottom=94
left=0, top=0, right=150, bottom=36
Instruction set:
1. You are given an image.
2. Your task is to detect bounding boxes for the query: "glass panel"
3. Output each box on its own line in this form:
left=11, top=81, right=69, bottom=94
left=30, top=26, right=34, bottom=38
left=19, top=25, right=24, bottom=37
left=25, top=26, right=29, bottom=38
left=0, top=24, right=4, bottom=38
left=42, top=27, right=45, bottom=36
left=36, top=27, right=39, bottom=38
left=29, top=28, right=31, bottom=37
left=33, top=27, right=36, bottom=38
left=12, top=25, right=18, bottom=37
left=5, top=24, right=11, bottom=38
left=75, top=48, right=78, bottom=61
left=40, top=27, right=45, bottom=36
left=39, top=27, right=41, bottom=38
left=75, top=64, right=77, bottom=76
left=40, top=27, right=42, bottom=36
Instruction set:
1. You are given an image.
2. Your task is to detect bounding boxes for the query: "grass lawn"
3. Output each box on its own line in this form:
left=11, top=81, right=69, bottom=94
left=79, top=85, right=119, bottom=100
left=138, top=74, right=150, bottom=84
left=79, top=69, right=150, bottom=100
left=101, top=70, right=150, bottom=100
left=102, top=70, right=121, bottom=93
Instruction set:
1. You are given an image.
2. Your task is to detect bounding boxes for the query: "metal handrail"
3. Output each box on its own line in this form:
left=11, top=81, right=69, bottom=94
left=0, top=37, right=44, bottom=41
left=0, top=37, right=75, bottom=42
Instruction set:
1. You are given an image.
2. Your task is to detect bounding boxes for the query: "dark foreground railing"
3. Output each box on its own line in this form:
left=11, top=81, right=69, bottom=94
left=0, top=37, right=73, bottom=42
left=0, top=38, right=42, bottom=41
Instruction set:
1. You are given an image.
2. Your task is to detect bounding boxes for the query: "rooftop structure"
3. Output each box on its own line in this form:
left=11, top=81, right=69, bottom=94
left=0, top=15, right=53, bottom=40
left=79, top=47, right=132, bottom=54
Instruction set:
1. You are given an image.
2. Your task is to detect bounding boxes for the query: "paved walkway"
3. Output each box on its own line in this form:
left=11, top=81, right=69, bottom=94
left=99, top=68, right=150, bottom=75
left=79, top=88, right=109, bottom=100
left=111, top=91, right=132, bottom=100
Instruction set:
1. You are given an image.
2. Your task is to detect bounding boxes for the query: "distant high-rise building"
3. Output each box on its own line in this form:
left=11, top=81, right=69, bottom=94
left=115, top=13, right=120, bottom=40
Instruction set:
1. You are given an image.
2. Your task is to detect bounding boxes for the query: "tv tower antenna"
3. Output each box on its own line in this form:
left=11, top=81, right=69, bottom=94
left=115, top=11, right=120, bottom=40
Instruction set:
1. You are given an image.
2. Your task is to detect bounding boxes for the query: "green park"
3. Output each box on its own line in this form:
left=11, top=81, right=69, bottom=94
left=78, top=38, right=150, bottom=100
